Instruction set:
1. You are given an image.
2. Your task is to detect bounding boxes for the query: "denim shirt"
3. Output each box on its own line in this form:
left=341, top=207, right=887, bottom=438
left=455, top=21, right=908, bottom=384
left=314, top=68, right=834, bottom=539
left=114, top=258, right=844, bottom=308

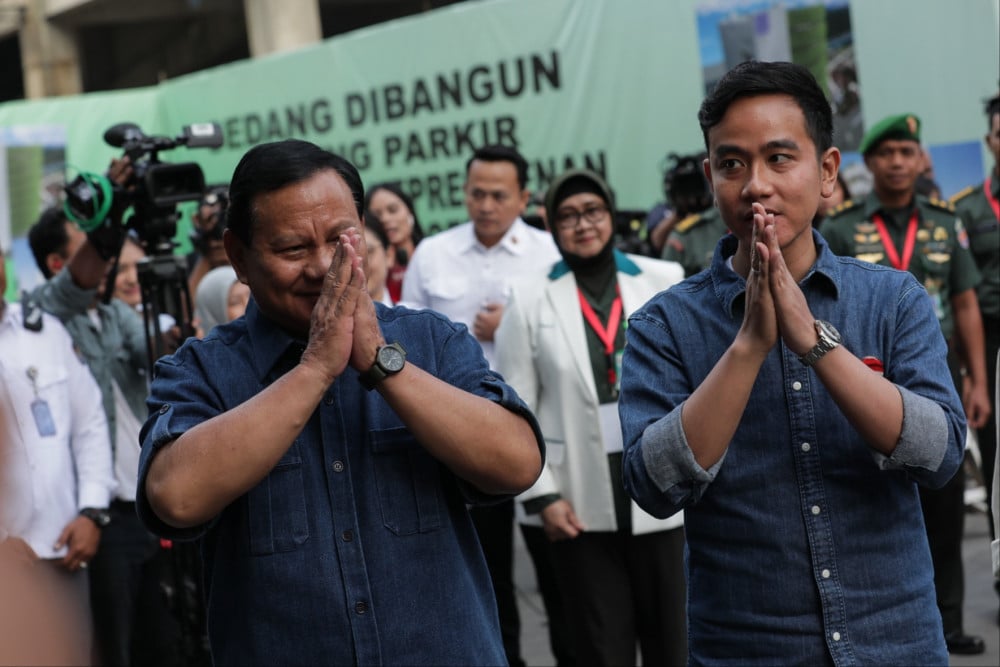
left=619, top=231, right=964, bottom=666
left=30, top=269, right=149, bottom=453
left=137, top=299, right=543, bottom=666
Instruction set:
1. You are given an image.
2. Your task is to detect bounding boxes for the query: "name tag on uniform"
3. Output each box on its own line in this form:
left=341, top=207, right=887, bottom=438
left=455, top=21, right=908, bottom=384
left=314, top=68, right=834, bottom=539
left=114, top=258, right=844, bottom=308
left=31, top=399, right=56, bottom=437
left=599, top=403, right=623, bottom=454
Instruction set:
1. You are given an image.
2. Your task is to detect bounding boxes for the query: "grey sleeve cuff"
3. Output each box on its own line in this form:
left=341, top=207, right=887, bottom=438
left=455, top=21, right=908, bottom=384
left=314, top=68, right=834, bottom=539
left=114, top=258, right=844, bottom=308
left=871, top=385, right=948, bottom=472
left=640, top=401, right=724, bottom=493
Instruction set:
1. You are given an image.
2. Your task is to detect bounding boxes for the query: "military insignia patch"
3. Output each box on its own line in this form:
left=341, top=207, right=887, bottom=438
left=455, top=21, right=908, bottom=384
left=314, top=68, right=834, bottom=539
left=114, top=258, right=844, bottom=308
left=933, top=227, right=948, bottom=241
left=954, top=218, right=970, bottom=248
left=916, top=229, right=931, bottom=242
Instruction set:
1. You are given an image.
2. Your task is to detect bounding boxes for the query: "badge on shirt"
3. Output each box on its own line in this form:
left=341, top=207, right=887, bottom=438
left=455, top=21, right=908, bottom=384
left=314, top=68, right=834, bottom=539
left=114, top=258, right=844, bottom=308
left=31, top=399, right=56, bottom=437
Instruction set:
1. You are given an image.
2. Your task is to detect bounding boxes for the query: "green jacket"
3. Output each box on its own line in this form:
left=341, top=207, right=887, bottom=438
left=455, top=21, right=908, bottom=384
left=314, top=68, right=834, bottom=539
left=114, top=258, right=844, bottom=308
left=30, top=269, right=149, bottom=455
left=951, top=176, right=1000, bottom=319
left=820, top=192, right=981, bottom=341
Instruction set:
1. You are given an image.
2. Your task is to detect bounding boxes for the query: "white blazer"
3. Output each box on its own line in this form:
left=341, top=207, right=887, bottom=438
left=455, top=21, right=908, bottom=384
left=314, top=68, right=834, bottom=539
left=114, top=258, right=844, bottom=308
left=496, top=251, right=685, bottom=535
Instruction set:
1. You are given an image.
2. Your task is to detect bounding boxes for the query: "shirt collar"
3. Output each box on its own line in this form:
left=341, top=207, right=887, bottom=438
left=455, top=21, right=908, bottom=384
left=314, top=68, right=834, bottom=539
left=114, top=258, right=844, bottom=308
left=458, top=217, right=533, bottom=255
left=548, top=248, right=641, bottom=280
left=244, top=298, right=306, bottom=382
left=862, top=191, right=916, bottom=221
left=710, top=229, right=840, bottom=318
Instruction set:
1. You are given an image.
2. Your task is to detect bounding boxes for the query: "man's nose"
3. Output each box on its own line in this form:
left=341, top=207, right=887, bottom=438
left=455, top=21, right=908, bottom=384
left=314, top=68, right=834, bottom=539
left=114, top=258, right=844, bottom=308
left=743, top=164, right=774, bottom=200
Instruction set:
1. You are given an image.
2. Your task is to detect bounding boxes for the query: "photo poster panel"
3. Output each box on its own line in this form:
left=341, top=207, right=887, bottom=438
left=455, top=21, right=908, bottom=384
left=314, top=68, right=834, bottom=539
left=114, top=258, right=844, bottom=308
left=1, top=124, right=66, bottom=300
left=695, top=0, right=984, bottom=201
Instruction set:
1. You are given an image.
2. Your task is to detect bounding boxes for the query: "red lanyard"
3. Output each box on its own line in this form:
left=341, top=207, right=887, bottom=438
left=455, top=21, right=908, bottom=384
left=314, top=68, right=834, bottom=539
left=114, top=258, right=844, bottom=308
left=578, top=286, right=622, bottom=388
left=984, top=175, right=1000, bottom=222
left=872, top=211, right=919, bottom=271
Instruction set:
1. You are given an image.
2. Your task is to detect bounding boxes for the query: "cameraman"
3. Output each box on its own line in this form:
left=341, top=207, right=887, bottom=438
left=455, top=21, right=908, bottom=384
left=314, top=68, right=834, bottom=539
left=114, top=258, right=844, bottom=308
left=647, top=152, right=714, bottom=256
left=27, top=156, right=180, bottom=666
left=186, top=185, right=230, bottom=301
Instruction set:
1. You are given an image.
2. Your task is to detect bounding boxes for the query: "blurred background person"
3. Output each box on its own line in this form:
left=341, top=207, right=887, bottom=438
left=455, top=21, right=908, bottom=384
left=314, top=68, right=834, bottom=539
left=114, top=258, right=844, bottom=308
left=110, top=234, right=145, bottom=309
left=194, top=264, right=250, bottom=335
left=363, top=210, right=394, bottom=306
left=647, top=152, right=714, bottom=256
left=496, top=169, right=687, bottom=667
left=364, top=182, right=423, bottom=303
left=186, top=184, right=231, bottom=302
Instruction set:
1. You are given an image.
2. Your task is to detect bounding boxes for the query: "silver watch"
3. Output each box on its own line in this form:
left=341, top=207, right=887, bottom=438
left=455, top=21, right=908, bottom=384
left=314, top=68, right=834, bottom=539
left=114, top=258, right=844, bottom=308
left=798, top=320, right=841, bottom=367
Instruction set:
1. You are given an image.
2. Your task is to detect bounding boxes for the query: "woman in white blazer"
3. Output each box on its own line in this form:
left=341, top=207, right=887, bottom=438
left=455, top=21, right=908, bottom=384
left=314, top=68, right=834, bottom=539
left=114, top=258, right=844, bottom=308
left=495, top=169, right=687, bottom=667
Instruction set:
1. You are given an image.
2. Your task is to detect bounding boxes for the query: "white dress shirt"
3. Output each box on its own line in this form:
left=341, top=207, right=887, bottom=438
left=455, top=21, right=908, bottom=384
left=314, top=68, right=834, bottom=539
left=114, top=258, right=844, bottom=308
left=0, top=302, right=114, bottom=558
left=400, top=218, right=560, bottom=368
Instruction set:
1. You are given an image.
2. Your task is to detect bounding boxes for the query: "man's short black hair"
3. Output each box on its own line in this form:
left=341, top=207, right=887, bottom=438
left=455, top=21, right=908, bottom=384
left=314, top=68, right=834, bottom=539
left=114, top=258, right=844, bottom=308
left=28, top=207, right=72, bottom=278
left=465, top=145, right=529, bottom=190
left=227, top=139, right=364, bottom=246
left=698, top=61, right=834, bottom=156
left=986, top=94, right=1000, bottom=127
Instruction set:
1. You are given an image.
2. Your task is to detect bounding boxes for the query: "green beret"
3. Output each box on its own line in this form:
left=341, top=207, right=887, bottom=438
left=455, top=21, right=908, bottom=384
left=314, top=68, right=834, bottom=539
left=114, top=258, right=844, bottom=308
left=859, top=113, right=921, bottom=155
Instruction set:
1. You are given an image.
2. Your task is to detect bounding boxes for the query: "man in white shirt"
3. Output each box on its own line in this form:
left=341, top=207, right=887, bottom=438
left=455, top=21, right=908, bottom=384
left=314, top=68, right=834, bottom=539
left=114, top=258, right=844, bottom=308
left=402, top=145, right=561, bottom=667
left=0, top=241, right=115, bottom=663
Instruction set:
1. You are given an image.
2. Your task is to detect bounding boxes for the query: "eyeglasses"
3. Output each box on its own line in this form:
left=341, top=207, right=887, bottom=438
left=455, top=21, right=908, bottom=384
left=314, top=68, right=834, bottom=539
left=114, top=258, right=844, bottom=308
left=554, top=204, right=610, bottom=230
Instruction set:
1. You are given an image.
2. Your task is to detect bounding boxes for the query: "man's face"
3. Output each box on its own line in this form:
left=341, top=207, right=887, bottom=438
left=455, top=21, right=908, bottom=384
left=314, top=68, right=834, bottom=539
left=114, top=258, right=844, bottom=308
left=864, top=139, right=923, bottom=200
left=986, top=113, right=1000, bottom=168
left=464, top=159, right=529, bottom=247
left=704, top=93, right=838, bottom=256
left=224, top=169, right=361, bottom=338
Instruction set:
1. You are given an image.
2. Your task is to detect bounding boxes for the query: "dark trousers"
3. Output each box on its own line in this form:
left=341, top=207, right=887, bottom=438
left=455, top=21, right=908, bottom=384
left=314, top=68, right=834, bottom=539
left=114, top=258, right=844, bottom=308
left=520, top=524, right=576, bottom=666
left=550, top=527, right=687, bottom=667
left=89, top=500, right=181, bottom=666
left=977, top=317, right=999, bottom=542
left=470, top=500, right=523, bottom=667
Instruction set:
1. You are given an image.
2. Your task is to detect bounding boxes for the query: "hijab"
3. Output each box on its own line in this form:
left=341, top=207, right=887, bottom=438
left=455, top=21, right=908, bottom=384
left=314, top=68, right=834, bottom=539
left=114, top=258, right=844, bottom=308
left=195, top=265, right=240, bottom=333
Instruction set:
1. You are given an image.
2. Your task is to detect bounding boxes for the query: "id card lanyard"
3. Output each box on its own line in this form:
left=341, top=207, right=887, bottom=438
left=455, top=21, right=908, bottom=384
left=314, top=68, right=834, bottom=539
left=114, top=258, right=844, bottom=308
left=27, top=366, right=57, bottom=437
left=578, top=286, right=623, bottom=393
left=984, top=175, right=1000, bottom=222
left=872, top=210, right=919, bottom=271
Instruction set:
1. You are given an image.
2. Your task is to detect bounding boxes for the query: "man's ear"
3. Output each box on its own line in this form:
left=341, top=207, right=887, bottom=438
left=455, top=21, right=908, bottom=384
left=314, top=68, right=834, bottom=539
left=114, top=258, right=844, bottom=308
left=222, top=229, right=248, bottom=285
left=702, top=157, right=715, bottom=195
left=820, top=147, right=842, bottom=198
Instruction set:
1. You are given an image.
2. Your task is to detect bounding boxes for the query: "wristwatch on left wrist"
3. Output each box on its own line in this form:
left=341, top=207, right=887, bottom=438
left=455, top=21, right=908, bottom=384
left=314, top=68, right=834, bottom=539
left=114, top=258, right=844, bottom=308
left=798, top=320, right=841, bottom=367
left=79, top=507, right=111, bottom=529
left=359, top=343, right=407, bottom=390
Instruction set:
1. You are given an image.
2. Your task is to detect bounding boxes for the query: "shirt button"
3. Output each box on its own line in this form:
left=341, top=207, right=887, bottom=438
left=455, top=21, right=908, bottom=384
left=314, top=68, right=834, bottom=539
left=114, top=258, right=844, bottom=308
left=159, top=404, right=169, bottom=414
left=801, top=442, right=811, bottom=452
left=792, top=381, right=802, bottom=391
left=332, top=460, right=344, bottom=473
left=324, top=394, right=335, bottom=405
left=355, top=601, right=367, bottom=614
left=342, top=530, right=354, bottom=542
left=822, top=568, right=831, bottom=579
left=832, top=631, right=841, bottom=641
left=811, top=505, right=821, bottom=515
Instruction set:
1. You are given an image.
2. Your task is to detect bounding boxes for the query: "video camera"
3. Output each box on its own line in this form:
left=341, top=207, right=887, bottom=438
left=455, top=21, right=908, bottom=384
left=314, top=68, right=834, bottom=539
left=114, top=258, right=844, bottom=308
left=63, top=121, right=223, bottom=253
left=663, top=152, right=712, bottom=219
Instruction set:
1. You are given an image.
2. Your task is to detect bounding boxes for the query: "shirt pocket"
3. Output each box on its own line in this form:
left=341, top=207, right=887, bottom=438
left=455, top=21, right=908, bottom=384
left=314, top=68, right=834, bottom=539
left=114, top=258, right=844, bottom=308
left=369, top=427, right=444, bottom=536
left=426, top=276, right=467, bottom=302
left=246, top=444, right=309, bottom=555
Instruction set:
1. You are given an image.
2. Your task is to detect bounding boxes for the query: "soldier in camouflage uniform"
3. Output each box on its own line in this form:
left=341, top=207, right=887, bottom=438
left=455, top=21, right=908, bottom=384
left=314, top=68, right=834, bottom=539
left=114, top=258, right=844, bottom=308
left=821, top=112, right=990, bottom=656
left=661, top=207, right=728, bottom=278
left=951, top=94, right=1000, bottom=614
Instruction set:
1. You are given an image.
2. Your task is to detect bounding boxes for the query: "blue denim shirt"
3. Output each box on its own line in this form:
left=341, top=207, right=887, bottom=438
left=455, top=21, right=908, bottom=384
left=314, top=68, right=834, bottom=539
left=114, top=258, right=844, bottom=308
left=137, top=299, right=543, bottom=666
left=620, top=231, right=964, bottom=666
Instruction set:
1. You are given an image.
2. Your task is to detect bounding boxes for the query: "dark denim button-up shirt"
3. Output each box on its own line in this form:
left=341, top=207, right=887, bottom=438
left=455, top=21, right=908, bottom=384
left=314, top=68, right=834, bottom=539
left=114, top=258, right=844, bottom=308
left=620, top=231, right=964, bottom=666
left=137, top=299, right=543, bottom=666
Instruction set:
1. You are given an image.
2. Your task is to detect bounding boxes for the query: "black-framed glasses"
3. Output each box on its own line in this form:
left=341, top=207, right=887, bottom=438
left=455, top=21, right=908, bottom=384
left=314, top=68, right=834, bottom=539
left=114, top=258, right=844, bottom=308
left=553, top=204, right=610, bottom=230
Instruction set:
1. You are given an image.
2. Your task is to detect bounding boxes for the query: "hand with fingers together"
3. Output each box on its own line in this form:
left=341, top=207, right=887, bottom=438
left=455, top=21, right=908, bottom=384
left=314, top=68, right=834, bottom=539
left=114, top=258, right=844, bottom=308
left=300, top=228, right=367, bottom=387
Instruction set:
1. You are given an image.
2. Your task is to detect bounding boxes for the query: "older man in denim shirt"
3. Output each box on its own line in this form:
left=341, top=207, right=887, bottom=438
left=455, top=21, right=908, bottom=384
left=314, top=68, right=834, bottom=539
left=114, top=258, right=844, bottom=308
left=620, top=62, right=964, bottom=666
left=137, top=140, right=544, bottom=666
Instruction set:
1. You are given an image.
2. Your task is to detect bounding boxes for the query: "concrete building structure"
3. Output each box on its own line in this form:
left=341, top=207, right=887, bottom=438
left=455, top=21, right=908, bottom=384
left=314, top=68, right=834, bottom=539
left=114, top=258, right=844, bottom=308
left=0, top=0, right=465, bottom=101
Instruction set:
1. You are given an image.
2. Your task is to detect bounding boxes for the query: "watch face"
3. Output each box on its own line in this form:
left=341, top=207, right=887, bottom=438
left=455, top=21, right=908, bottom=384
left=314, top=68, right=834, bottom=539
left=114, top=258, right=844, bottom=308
left=379, top=346, right=406, bottom=372
left=817, top=320, right=841, bottom=344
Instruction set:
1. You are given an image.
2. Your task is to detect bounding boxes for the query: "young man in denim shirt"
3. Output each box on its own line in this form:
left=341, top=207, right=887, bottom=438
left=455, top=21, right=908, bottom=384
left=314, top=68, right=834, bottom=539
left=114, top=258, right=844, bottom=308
left=619, top=61, right=965, bottom=665
left=136, top=139, right=545, bottom=666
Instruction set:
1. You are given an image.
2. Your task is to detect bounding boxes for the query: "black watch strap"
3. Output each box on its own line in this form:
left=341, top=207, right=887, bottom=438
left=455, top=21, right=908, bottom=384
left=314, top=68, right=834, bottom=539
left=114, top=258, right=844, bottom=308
left=79, top=507, right=111, bottom=528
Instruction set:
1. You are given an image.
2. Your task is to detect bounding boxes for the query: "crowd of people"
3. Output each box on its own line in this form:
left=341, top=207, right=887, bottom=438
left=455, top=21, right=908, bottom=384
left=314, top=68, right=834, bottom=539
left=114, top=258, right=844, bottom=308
left=1, top=59, right=998, bottom=667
